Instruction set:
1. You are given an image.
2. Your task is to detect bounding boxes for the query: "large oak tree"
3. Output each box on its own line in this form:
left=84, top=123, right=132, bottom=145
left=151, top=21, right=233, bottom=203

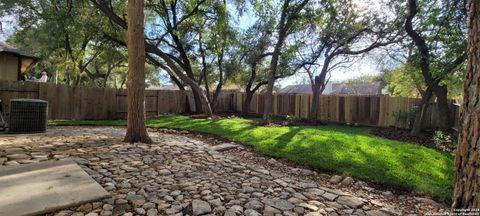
left=452, top=0, right=480, bottom=208
left=123, top=0, right=153, bottom=143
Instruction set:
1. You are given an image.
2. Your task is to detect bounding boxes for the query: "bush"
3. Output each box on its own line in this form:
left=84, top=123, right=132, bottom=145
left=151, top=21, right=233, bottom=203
left=282, top=115, right=298, bottom=125
left=433, top=131, right=456, bottom=152
left=394, top=106, right=418, bottom=128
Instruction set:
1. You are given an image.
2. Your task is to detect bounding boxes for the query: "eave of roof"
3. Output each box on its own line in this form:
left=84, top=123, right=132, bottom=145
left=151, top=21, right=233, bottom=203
left=0, top=43, right=40, bottom=60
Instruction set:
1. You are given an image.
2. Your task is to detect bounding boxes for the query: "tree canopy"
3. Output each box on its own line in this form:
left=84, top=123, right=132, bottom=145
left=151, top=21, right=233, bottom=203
left=0, top=0, right=467, bottom=117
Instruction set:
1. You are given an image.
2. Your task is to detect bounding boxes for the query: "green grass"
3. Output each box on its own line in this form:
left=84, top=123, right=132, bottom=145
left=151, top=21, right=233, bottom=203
left=53, top=115, right=454, bottom=199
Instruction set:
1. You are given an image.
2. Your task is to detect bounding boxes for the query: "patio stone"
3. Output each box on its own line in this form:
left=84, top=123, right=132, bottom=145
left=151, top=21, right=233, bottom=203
left=6, top=153, right=30, bottom=160
left=0, top=160, right=109, bottom=216
left=211, top=143, right=238, bottom=151
left=336, top=196, right=365, bottom=208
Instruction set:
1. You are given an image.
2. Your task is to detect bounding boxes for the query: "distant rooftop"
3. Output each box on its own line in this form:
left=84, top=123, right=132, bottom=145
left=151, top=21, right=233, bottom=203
left=278, top=82, right=382, bottom=95
left=277, top=84, right=313, bottom=94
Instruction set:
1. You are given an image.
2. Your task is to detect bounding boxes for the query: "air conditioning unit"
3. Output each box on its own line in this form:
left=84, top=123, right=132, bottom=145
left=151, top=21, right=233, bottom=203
left=8, top=99, right=48, bottom=133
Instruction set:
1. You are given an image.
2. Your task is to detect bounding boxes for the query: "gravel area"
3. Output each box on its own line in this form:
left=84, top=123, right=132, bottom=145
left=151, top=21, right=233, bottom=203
left=0, top=126, right=450, bottom=216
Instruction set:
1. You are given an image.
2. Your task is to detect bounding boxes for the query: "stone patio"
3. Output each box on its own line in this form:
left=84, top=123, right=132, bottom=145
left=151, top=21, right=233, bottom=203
left=0, top=126, right=449, bottom=216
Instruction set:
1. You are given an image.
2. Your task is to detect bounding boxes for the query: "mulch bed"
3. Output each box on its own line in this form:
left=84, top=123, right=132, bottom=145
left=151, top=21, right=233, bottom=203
left=369, top=127, right=437, bottom=148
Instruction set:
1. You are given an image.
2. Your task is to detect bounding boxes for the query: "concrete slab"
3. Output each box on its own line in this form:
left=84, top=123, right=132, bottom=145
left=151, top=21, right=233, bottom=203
left=0, top=160, right=110, bottom=216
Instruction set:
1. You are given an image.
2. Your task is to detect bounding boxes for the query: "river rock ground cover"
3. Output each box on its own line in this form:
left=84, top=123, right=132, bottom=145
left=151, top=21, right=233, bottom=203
left=0, top=126, right=448, bottom=216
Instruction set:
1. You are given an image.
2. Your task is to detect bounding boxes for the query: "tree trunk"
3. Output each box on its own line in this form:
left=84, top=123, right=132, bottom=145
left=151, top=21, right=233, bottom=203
left=211, top=53, right=225, bottom=113
left=74, top=75, right=81, bottom=86
left=199, top=31, right=211, bottom=107
left=410, top=87, right=432, bottom=135
left=405, top=0, right=453, bottom=133
left=123, top=0, right=152, bottom=144
left=452, top=0, right=480, bottom=208
left=263, top=45, right=282, bottom=124
left=120, top=78, right=126, bottom=89
left=434, top=86, right=451, bottom=131
left=102, top=77, right=108, bottom=88
left=144, top=43, right=213, bottom=116
left=65, top=73, right=71, bottom=85
left=309, top=87, right=321, bottom=122
left=307, top=58, right=330, bottom=122
left=262, top=54, right=278, bottom=124
left=170, top=75, right=185, bottom=90
left=242, top=91, right=254, bottom=116
left=90, top=77, right=97, bottom=87
left=191, top=90, right=204, bottom=113
left=262, top=0, right=293, bottom=124
left=53, top=70, right=58, bottom=84
left=211, top=83, right=222, bottom=113
left=191, top=84, right=212, bottom=116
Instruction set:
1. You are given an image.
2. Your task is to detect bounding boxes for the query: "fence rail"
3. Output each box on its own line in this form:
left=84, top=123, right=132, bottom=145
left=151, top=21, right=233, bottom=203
left=0, top=80, right=459, bottom=129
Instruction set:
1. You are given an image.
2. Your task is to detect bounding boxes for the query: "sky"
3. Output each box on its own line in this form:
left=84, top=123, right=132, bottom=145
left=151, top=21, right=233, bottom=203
left=0, top=15, right=16, bottom=42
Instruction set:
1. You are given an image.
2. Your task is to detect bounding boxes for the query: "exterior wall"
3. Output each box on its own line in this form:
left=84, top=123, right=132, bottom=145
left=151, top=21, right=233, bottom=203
left=0, top=53, right=19, bottom=81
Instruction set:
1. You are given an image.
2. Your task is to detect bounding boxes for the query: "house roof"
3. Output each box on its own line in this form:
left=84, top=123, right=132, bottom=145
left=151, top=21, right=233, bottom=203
left=277, top=85, right=313, bottom=94
left=0, top=43, right=39, bottom=59
left=330, top=82, right=382, bottom=95
left=278, top=82, right=382, bottom=95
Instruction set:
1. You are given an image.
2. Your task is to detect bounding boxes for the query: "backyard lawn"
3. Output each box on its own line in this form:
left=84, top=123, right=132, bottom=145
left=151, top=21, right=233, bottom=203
left=53, top=115, right=454, bottom=199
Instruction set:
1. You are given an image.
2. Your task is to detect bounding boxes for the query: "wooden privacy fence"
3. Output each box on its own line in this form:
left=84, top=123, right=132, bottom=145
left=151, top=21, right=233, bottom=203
left=234, top=93, right=460, bottom=129
left=0, top=81, right=235, bottom=120
left=1, top=80, right=459, bottom=129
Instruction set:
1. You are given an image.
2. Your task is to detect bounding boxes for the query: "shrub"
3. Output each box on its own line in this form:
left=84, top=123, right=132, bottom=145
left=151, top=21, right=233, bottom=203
left=283, top=115, right=298, bottom=125
left=394, top=106, right=418, bottom=128
left=433, top=130, right=456, bottom=152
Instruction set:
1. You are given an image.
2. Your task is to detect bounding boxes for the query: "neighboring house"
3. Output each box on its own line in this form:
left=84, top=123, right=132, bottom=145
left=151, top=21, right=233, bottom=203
left=278, top=82, right=383, bottom=95
left=329, top=82, right=383, bottom=95
left=222, top=83, right=242, bottom=91
left=148, top=84, right=180, bottom=90
left=0, top=43, right=40, bottom=81
left=150, top=83, right=241, bottom=91
left=276, top=84, right=313, bottom=94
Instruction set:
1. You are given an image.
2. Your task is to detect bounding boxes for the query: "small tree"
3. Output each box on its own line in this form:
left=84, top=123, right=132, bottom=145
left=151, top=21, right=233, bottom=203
left=123, top=0, right=152, bottom=144
left=452, top=0, right=480, bottom=208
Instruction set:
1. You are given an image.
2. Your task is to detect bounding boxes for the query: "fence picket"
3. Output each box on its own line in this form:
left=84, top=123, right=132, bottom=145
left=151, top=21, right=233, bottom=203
left=0, top=80, right=458, bottom=129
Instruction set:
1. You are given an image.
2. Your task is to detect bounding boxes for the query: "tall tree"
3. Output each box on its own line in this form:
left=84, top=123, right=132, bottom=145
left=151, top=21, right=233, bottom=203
left=195, top=3, right=239, bottom=112
left=452, top=0, right=480, bottom=208
left=295, top=0, right=399, bottom=122
left=236, top=19, right=298, bottom=115
left=90, top=0, right=215, bottom=116
left=2, top=0, right=130, bottom=87
left=404, top=0, right=467, bottom=135
left=262, top=0, right=310, bottom=124
left=123, top=0, right=152, bottom=143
